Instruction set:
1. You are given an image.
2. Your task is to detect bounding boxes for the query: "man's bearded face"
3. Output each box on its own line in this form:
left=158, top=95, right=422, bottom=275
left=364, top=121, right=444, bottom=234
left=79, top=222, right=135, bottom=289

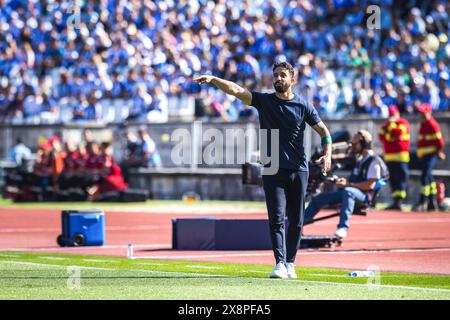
left=273, top=67, right=293, bottom=93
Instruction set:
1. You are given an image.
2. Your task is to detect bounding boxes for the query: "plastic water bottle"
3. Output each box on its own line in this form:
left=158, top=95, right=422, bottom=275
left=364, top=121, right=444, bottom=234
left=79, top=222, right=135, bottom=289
left=127, top=243, right=134, bottom=259
left=348, top=271, right=376, bottom=277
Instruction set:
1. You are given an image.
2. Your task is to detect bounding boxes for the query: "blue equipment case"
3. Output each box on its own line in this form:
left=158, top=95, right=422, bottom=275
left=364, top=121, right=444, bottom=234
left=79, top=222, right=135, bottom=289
left=57, top=209, right=105, bottom=247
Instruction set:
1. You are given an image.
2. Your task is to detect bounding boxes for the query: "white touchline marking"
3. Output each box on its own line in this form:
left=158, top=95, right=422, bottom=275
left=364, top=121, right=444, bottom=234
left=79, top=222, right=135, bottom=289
left=0, top=244, right=171, bottom=251
left=0, top=254, right=19, bottom=258
left=0, top=261, right=70, bottom=268
left=135, top=247, right=450, bottom=260
left=307, top=274, right=349, bottom=278
left=185, top=265, right=223, bottom=269
left=0, top=261, right=218, bottom=278
left=0, top=260, right=449, bottom=293
left=307, top=273, right=410, bottom=278
left=0, top=260, right=113, bottom=271
left=38, top=256, right=66, bottom=260
left=83, top=259, right=119, bottom=263
left=135, top=262, right=167, bottom=266
left=135, top=253, right=273, bottom=259
left=123, top=268, right=221, bottom=278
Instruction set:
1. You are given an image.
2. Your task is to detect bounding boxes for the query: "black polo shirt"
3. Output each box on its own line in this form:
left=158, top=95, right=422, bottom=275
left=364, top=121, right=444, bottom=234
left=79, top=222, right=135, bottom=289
left=251, top=91, right=322, bottom=171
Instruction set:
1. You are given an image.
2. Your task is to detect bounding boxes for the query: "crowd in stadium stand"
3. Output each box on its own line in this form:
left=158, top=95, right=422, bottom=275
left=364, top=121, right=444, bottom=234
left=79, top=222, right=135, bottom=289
left=0, top=0, right=449, bottom=124
left=121, top=127, right=162, bottom=182
left=4, top=131, right=126, bottom=201
left=4, top=128, right=160, bottom=201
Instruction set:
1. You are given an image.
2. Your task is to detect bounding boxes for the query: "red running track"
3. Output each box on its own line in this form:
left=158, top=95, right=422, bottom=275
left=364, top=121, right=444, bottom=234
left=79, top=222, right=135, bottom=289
left=0, top=208, right=449, bottom=274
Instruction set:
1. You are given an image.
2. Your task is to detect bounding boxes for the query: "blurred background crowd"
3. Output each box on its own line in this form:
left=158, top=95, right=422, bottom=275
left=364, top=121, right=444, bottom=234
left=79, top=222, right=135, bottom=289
left=0, top=0, right=449, bottom=124
left=5, top=128, right=160, bottom=201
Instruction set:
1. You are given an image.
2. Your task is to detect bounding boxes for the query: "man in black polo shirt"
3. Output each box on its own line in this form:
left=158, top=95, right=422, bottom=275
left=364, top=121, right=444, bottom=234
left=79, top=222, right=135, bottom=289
left=195, top=61, right=332, bottom=279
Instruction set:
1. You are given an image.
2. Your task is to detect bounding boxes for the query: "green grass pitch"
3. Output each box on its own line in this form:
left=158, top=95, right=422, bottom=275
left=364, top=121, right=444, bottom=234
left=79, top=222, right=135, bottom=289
left=0, top=251, right=449, bottom=300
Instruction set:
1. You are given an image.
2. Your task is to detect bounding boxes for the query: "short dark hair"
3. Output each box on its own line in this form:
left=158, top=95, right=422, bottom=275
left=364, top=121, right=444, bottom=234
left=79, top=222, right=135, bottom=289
left=272, top=61, right=295, bottom=78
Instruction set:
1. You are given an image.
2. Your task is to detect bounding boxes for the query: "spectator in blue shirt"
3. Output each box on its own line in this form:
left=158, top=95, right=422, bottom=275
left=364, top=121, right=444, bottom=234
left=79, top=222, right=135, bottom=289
left=84, top=91, right=100, bottom=120
left=137, top=128, right=161, bottom=168
left=0, top=0, right=448, bottom=122
left=127, top=83, right=152, bottom=122
left=72, top=91, right=99, bottom=121
left=312, top=95, right=328, bottom=117
left=9, top=138, right=32, bottom=166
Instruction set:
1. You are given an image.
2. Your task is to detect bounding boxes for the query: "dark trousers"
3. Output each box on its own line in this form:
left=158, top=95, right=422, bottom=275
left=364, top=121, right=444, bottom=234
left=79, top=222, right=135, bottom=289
left=419, top=154, right=438, bottom=201
left=386, top=161, right=409, bottom=200
left=262, top=168, right=308, bottom=264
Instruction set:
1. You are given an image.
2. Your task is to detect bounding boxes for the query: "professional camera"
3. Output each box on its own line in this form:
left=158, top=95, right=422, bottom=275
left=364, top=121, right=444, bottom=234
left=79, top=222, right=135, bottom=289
left=242, top=156, right=343, bottom=197
left=242, top=130, right=355, bottom=198
left=306, top=160, right=339, bottom=198
left=306, top=130, right=355, bottom=198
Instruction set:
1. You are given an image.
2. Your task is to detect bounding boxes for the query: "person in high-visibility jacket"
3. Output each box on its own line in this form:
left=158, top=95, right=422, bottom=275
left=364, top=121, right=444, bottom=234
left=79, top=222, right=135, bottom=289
left=378, top=105, right=410, bottom=210
left=413, top=103, right=446, bottom=211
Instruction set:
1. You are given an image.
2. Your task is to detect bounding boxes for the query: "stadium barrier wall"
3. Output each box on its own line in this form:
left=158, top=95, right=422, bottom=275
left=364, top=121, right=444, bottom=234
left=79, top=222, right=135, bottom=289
left=1, top=114, right=449, bottom=202
left=127, top=167, right=450, bottom=203
left=1, top=114, right=449, bottom=167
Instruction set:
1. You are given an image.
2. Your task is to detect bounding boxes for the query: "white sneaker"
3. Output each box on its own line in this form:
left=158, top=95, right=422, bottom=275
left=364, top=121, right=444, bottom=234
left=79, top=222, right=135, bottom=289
left=335, top=228, right=348, bottom=239
left=269, top=262, right=288, bottom=279
left=286, top=263, right=297, bottom=279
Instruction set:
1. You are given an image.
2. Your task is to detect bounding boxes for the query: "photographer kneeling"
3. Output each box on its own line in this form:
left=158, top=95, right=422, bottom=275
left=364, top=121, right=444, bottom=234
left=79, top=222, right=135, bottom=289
left=305, top=130, right=387, bottom=239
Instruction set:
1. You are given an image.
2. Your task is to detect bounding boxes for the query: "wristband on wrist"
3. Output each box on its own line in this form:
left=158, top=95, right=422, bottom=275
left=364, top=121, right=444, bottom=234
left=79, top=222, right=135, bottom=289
left=321, top=136, right=332, bottom=146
